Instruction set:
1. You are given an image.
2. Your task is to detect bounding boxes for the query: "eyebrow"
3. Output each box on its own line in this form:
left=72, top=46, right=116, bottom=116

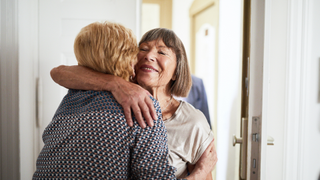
left=157, top=45, right=168, bottom=48
left=142, top=42, right=170, bottom=51
left=157, top=45, right=172, bottom=52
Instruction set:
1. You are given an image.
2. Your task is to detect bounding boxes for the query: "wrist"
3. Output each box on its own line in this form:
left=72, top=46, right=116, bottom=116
left=101, top=74, right=120, bottom=92
left=186, top=173, right=205, bottom=180
left=187, top=167, right=206, bottom=180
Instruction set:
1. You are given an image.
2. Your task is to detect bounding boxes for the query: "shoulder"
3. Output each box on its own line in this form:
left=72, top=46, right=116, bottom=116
left=166, top=101, right=212, bottom=137
left=59, top=90, right=122, bottom=114
left=191, top=75, right=204, bottom=86
left=166, top=101, right=214, bottom=164
left=176, top=101, right=209, bottom=128
left=150, top=96, right=160, bottom=109
left=191, top=75, right=202, bottom=82
left=65, top=89, right=114, bottom=103
left=149, top=96, right=162, bottom=118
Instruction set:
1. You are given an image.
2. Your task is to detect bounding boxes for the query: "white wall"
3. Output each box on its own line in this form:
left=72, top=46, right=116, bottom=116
left=172, top=0, right=194, bottom=62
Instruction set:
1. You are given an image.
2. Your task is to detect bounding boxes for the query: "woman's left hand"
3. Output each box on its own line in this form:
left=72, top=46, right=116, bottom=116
left=187, top=139, right=217, bottom=180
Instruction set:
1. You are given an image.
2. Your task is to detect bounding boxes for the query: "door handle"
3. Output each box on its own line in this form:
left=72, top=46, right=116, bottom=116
left=36, top=77, right=43, bottom=128
left=233, top=135, right=243, bottom=146
left=233, top=117, right=248, bottom=179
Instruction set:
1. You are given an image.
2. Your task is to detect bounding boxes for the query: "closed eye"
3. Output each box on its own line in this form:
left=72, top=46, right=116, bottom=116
left=159, top=51, right=167, bottom=55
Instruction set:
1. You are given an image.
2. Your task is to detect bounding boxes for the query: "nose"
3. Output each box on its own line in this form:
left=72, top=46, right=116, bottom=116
left=144, top=50, right=156, bottom=62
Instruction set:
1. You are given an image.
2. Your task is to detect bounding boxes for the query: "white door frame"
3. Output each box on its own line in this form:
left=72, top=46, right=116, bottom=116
left=0, top=0, right=20, bottom=179
left=246, top=0, right=265, bottom=178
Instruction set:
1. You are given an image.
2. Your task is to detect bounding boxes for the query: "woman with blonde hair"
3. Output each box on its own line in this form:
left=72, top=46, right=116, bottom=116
left=51, top=27, right=217, bottom=179
left=35, top=21, right=176, bottom=179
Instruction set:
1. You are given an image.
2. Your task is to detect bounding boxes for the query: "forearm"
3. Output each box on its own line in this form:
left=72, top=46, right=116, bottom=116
left=51, top=65, right=157, bottom=127
left=185, top=164, right=212, bottom=180
left=50, top=65, right=119, bottom=91
left=206, top=173, right=213, bottom=180
left=186, top=140, right=217, bottom=180
left=185, top=165, right=206, bottom=180
left=184, top=169, right=212, bottom=180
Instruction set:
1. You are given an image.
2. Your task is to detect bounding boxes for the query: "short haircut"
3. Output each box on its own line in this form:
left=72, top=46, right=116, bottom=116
left=74, top=21, right=138, bottom=81
left=139, top=28, right=192, bottom=97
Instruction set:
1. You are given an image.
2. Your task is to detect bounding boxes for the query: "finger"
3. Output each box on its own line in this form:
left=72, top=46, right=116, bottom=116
left=145, top=96, right=158, bottom=121
left=139, top=102, right=154, bottom=127
left=123, top=106, right=133, bottom=127
left=132, top=105, right=146, bottom=128
left=143, top=88, right=152, bottom=96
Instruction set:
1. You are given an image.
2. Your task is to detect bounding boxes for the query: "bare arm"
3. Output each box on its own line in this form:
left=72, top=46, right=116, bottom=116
left=50, top=65, right=157, bottom=128
left=185, top=139, right=217, bottom=180
left=187, top=165, right=213, bottom=180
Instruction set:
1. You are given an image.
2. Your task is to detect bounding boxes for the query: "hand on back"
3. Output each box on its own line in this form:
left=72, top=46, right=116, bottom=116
left=110, top=77, right=158, bottom=128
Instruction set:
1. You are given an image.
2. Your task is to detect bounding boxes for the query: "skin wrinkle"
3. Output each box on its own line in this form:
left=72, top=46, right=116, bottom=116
left=135, top=39, right=178, bottom=118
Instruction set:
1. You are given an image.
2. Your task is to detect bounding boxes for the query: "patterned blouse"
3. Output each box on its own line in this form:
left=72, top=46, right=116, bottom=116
left=33, top=90, right=176, bottom=179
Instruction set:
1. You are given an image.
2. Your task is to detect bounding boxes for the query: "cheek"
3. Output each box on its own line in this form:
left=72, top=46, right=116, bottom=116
left=163, top=60, right=177, bottom=75
left=137, top=53, right=144, bottom=61
left=134, top=65, right=140, bottom=74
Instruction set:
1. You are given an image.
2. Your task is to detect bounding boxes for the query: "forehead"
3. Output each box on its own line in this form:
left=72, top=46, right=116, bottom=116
left=140, top=39, right=171, bottom=49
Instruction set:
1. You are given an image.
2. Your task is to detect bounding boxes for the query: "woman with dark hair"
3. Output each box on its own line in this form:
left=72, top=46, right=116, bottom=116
left=51, top=28, right=216, bottom=179
left=33, top=21, right=178, bottom=179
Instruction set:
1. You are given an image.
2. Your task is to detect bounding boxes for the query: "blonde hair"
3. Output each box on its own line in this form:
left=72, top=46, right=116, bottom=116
left=74, top=21, right=138, bottom=81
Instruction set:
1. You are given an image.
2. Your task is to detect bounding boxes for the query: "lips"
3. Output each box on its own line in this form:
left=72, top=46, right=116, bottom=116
left=139, top=65, right=158, bottom=72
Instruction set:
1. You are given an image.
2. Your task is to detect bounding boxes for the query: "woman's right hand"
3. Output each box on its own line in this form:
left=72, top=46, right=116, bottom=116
left=109, top=76, right=158, bottom=128
left=50, top=65, right=157, bottom=128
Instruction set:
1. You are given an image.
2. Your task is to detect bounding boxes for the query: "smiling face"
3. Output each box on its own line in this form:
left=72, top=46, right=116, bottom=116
left=135, top=39, right=177, bottom=94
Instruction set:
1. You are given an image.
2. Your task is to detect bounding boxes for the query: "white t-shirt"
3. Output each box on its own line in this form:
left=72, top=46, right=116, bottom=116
left=164, top=100, right=214, bottom=178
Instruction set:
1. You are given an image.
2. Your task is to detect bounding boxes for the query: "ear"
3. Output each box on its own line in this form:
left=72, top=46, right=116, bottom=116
left=131, top=62, right=136, bottom=78
left=172, top=74, right=177, bottom=81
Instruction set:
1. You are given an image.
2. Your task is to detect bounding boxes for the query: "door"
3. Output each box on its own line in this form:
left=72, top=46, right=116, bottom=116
left=257, top=0, right=320, bottom=180
left=37, top=0, right=140, bottom=152
left=141, top=0, right=172, bottom=35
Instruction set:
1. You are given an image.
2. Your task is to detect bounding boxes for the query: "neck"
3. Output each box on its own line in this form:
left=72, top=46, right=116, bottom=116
left=148, top=87, right=172, bottom=112
left=147, top=87, right=180, bottom=121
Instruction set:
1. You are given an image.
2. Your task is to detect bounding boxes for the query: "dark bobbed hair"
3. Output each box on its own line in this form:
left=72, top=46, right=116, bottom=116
left=139, top=28, right=192, bottom=97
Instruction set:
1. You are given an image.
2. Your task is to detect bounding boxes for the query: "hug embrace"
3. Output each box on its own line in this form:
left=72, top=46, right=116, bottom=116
left=33, top=21, right=217, bottom=179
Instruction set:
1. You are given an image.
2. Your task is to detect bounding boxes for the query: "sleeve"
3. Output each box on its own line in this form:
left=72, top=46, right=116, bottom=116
left=191, top=129, right=214, bottom=164
left=130, top=99, right=177, bottom=179
left=188, top=111, right=214, bottom=165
